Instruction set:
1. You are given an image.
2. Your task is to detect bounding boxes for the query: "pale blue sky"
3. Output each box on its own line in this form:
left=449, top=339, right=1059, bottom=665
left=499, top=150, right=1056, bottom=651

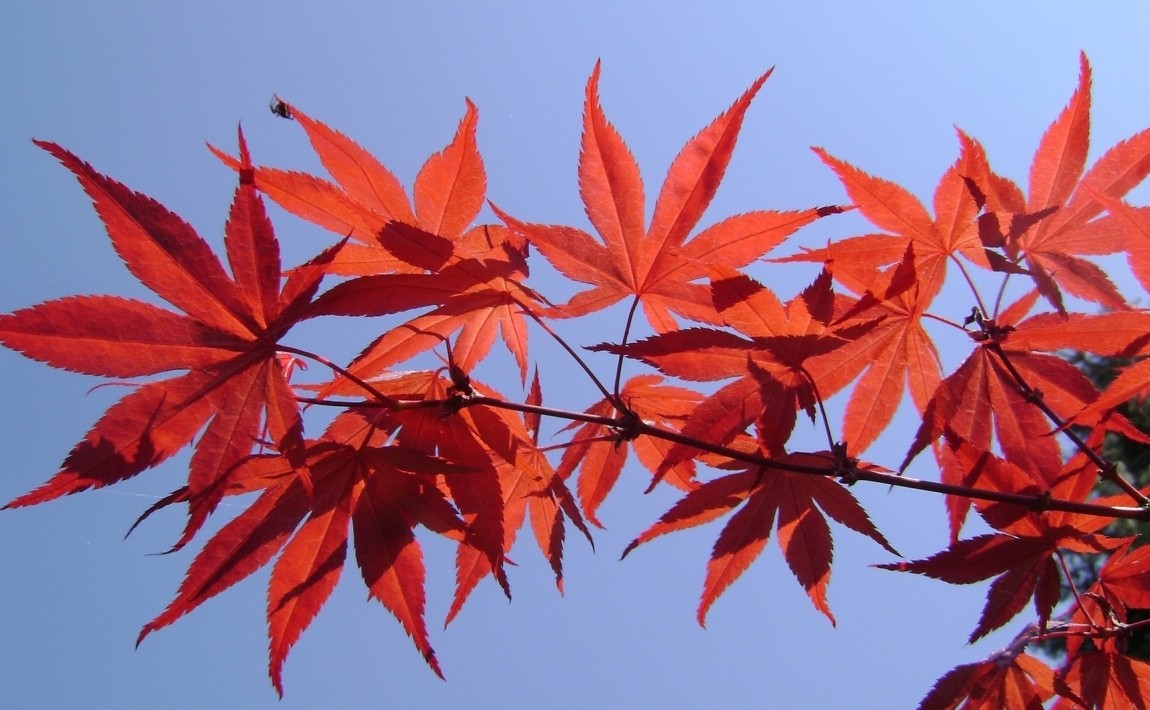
left=3, top=3, right=1150, bottom=708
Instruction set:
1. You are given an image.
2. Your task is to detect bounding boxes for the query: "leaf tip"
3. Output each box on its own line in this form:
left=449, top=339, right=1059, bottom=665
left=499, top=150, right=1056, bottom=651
left=135, top=623, right=154, bottom=649
left=619, top=537, right=641, bottom=560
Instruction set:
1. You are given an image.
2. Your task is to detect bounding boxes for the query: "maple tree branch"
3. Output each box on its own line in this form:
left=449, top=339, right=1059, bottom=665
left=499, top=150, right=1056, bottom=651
left=1116, top=617, right=1150, bottom=637
left=849, top=467, right=1150, bottom=520
left=1033, top=616, right=1150, bottom=644
left=299, top=375, right=1150, bottom=525
left=450, top=396, right=1150, bottom=520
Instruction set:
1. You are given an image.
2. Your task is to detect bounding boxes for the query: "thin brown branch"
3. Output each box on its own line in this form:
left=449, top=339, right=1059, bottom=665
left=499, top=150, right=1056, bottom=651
left=441, top=393, right=1150, bottom=522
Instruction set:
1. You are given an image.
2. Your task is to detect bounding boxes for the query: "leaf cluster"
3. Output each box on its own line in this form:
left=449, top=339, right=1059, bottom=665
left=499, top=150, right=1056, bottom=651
left=6, top=55, right=1150, bottom=706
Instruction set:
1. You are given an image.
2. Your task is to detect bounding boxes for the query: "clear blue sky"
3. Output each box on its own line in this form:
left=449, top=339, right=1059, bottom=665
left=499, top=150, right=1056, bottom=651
left=3, top=3, right=1149, bottom=708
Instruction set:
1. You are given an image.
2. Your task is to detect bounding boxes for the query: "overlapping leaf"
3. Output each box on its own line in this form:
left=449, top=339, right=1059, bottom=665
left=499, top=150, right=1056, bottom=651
left=596, top=269, right=875, bottom=466
left=779, top=134, right=994, bottom=454
left=963, top=53, right=1150, bottom=313
left=882, top=437, right=1128, bottom=643
left=352, top=369, right=590, bottom=624
left=552, top=374, right=704, bottom=527
left=131, top=407, right=472, bottom=694
left=901, top=290, right=1131, bottom=537
left=917, top=652, right=1054, bottom=710
left=217, top=102, right=541, bottom=381
left=623, top=451, right=896, bottom=625
left=498, top=62, right=838, bottom=332
left=0, top=135, right=327, bottom=548
left=1054, top=650, right=1150, bottom=709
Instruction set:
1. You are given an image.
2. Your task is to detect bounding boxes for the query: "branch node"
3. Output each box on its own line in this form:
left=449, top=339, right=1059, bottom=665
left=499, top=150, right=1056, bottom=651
left=832, top=441, right=859, bottom=485
left=610, top=405, right=642, bottom=448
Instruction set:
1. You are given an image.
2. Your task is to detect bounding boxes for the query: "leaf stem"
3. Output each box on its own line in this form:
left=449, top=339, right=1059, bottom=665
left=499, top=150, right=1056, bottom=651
left=1054, top=549, right=1100, bottom=631
left=613, top=296, right=643, bottom=399
left=950, top=253, right=990, bottom=319
left=276, top=344, right=399, bottom=407
left=521, top=307, right=613, bottom=401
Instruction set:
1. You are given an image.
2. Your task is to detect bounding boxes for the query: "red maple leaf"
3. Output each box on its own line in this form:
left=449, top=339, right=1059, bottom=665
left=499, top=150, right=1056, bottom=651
left=793, top=130, right=990, bottom=307
left=900, top=290, right=1121, bottom=537
left=0, top=134, right=328, bottom=547
left=963, top=53, right=1150, bottom=313
left=1059, top=539, right=1150, bottom=662
left=338, top=368, right=591, bottom=625
left=1053, top=649, right=1150, bottom=709
left=497, top=62, right=838, bottom=332
left=216, top=102, right=540, bottom=381
left=1090, top=542, right=1150, bottom=616
left=917, top=652, right=1054, bottom=710
left=131, top=407, right=471, bottom=694
left=432, top=378, right=592, bottom=622
left=227, top=100, right=478, bottom=269
left=1029, top=190, right=1150, bottom=425
left=623, top=451, right=896, bottom=625
left=778, top=133, right=996, bottom=455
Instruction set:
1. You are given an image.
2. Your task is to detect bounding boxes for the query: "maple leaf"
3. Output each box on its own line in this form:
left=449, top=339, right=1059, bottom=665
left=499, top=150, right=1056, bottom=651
left=880, top=533, right=1063, bottom=643
left=917, top=652, right=1054, bottom=710
left=433, top=382, right=591, bottom=622
left=0, top=134, right=329, bottom=547
left=962, top=53, right=1150, bottom=313
left=1019, top=192, right=1150, bottom=425
left=513, top=370, right=594, bottom=593
left=794, top=130, right=990, bottom=307
left=497, top=62, right=838, bottom=332
left=1090, top=542, right=1150, bottom=616
left=309, top=237, right=543, bottom=383
left=803, top=244, right=944, bottom=455
left=221, top=100, right=477, bottom=268
left=347, top=369, right=590, bottom=624
left=216, top=102, right=540, bottom=380
left=1053, top=649, right=1150, bottom=709
left=131, top=407, right=471, bottom=694
left=778, top=133, right=998, bottom=454
left=358, top=373, right=510, bottom=614
left=622, top=452, right=896, bottom=625
left=136, top=468, right=315, bottom=678
left=1059, top=540, right=1150, bottom=663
